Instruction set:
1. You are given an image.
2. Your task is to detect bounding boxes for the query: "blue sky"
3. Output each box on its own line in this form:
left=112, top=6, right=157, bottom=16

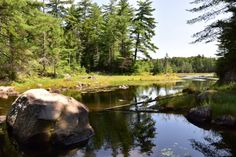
left=77, top=0, right=219, bottom=58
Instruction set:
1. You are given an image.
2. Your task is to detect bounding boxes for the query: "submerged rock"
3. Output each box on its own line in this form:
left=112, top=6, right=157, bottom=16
left=0, top=116, right=6, bottom=124
left=186, top=106, right=212, bottom=123
left=6, top=89, right=94, bottom=146
left=212, top=115, right=236, bottom=127
left=0, top=86, right=15, bottom=93
left=0, top=86, right=19, bottom=99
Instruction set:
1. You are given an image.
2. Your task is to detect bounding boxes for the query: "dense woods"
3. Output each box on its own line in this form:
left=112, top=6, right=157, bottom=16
left=0, top=0, right=158, bottom=80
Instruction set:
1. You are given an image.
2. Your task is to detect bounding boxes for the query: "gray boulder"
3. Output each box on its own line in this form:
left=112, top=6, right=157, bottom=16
left=186, top=106, right=212, bottom=123
left=6, top=89, right=94, bottom=146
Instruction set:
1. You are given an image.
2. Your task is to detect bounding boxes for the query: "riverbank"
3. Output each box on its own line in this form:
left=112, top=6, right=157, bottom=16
left=157, top=83, right=236, bottom=116
left=156, top=83, right=236, bottom=128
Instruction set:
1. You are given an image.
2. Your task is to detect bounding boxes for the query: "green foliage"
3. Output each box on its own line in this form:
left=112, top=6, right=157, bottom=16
left=133, top=60, right=154, bottom=75
left=152, top=59, right=165, bottom=74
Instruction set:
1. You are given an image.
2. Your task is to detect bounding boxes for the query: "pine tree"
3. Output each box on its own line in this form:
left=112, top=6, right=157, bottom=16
left=63, top=4, right=83, bottom=70
left=132, top=0, right=158, bottom=62
left=101, top=0, right=120, bottom=70
left=34, top=0, right=64, bottom=76
left=46, top=0, right=73, bottom=17
left=117, top=0, right=133, bottom=58
left=188, top=0, right=236, bottom=82
left=87, top=3, right=104, bottom=70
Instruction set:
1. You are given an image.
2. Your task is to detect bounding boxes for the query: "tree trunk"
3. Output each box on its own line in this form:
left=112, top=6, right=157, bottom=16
left=9, top=33, right=16, bottom=80
left=134, top=33, right=140, bottom=62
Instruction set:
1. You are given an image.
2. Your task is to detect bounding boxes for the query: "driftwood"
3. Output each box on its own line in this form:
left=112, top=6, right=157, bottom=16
left=104, top=93, right=184, bottom=111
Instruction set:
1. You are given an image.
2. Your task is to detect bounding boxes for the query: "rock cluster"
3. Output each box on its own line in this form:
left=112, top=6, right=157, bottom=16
left=186, top=106, right=236, bottom=128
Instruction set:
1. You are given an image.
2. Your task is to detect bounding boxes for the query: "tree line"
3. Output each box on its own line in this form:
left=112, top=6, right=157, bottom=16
left=0, top=0, right=157, bottom=80
left=134, top=55, right=216, bottom=75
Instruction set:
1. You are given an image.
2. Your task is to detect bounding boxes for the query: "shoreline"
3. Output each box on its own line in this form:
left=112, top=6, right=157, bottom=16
left=0, top=73, right=215, bottom=93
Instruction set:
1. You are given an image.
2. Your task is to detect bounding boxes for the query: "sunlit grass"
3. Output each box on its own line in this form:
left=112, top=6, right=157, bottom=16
left=11, top=74, right=180, bottom=92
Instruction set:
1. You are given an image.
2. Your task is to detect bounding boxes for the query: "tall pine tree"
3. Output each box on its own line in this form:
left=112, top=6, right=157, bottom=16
left=133, top=0, right=157, bottom=62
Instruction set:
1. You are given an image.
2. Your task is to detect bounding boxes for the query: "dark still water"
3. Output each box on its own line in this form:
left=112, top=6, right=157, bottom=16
left=0, top=79, right=236, bottom=157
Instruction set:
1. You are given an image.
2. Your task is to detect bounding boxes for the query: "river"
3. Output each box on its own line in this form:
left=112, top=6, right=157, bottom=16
left=0, top=78, right=235, bottom=157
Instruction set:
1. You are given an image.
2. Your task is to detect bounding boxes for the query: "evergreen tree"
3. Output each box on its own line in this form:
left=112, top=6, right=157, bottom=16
left=117, top=0, right=133, bottom=58
left=87, top=4, right=104, bottom=70
left=46, top=0, right=73, bottom=17
left=63, top=4, right=83, bottom=71
left=35, top=0, right=64, bottom=76
left=132, top=0, right=158, bottom=62
left=79, top=3, right=103, bottom=71
left=101, top=0, right=120, bottom=70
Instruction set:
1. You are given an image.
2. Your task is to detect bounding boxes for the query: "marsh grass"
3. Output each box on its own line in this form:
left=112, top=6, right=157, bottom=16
left=11, top=74, right=180, bottom=92
left=159, top=83, right=236, bottom=117
left=209, top=88, right=236, bottom=117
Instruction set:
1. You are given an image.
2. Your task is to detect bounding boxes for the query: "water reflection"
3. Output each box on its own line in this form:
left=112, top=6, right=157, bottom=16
left=0, top=109, right=235, bottom=157
left=74, top=112, right=235, bottom=157
left=79, top=111, right=156, bottom=157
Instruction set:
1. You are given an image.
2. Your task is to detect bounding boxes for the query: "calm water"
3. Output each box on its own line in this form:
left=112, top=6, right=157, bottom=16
left=0, top=79, right=236, bottom=157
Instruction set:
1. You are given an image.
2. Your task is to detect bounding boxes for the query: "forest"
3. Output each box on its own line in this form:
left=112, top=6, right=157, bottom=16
left=0, top=0, right=217, bottom=81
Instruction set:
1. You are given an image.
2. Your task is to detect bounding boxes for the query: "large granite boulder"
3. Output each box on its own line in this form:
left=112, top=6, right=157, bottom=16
left=186, top=106, right=212, bottom=123
left=6, top=89, right=94, bottom=146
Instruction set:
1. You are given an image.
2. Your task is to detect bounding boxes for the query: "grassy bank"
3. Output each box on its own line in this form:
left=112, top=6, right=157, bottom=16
left=11, top=74, right=180, bottom=93
left=158, top=83, right=236, bottom=117
left=210, top=84, right=236, bottom=117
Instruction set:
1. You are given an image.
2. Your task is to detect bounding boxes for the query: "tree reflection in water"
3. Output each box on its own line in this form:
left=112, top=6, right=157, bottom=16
left=190, top=132, right=232, bottom=157
left=132, top=112, right=156, bottom=156
left=85, top=111, right=156, bottom=157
